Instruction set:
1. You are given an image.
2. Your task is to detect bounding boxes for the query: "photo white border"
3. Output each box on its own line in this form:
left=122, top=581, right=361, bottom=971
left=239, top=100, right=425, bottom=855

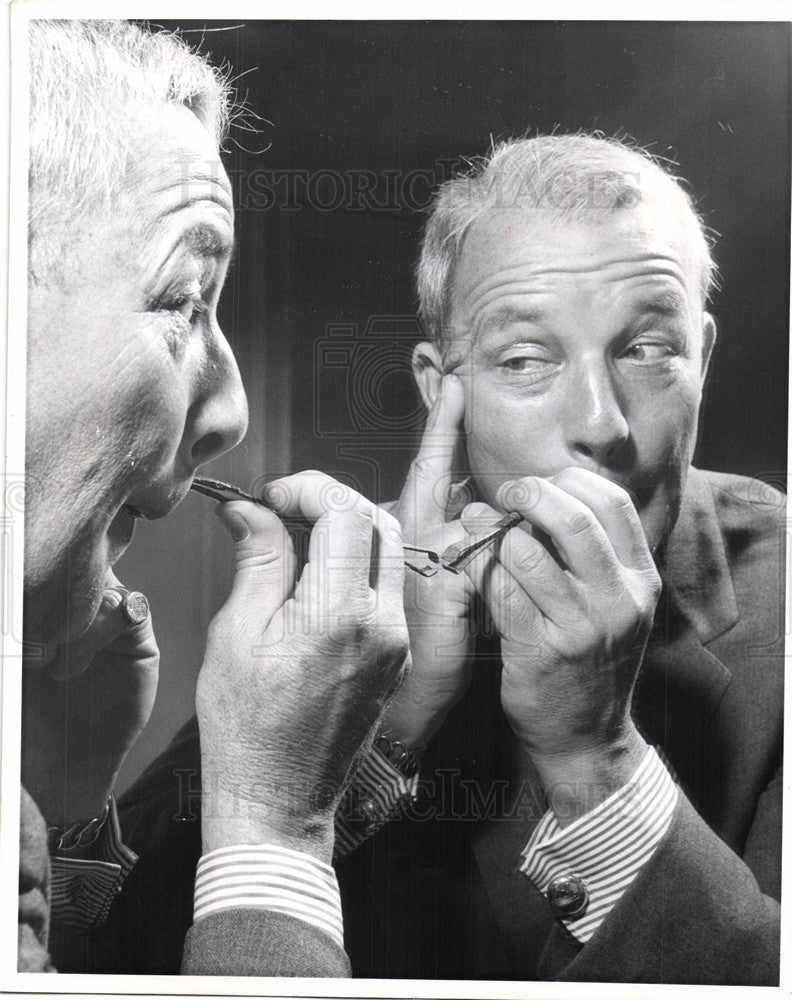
left=2, top=1, right=790, bottom=996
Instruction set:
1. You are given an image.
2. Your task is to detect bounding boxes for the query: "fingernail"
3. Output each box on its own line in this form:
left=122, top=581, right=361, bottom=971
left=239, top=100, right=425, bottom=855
left=217, top=506, right=250, bottom=541
left=121, top=591, right=150, bottom=626
left=102, top=588, right=127, bottom=612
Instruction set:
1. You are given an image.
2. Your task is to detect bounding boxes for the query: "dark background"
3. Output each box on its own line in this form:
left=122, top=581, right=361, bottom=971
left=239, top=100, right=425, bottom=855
left=117, top=20, right=791, bottom=791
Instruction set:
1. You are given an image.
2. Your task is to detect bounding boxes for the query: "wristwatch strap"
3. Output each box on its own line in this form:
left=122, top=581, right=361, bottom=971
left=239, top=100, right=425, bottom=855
left=373, top=733, right=426, bottom=778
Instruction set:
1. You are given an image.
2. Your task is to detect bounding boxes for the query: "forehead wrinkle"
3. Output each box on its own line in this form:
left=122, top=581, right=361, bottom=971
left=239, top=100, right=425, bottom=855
left=462, top=253, right=689, bottom=320
left=470, top=298, right=549, bottom=338
left=477, top=305, right=547, bottom=336
left=151, top=161, right=233, bottom=200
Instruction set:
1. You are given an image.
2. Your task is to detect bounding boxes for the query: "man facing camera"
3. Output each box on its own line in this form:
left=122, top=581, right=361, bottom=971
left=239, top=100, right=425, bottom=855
left=341, top=134, right=783, bottom=985
left=19, top=19, right=408, bottom=976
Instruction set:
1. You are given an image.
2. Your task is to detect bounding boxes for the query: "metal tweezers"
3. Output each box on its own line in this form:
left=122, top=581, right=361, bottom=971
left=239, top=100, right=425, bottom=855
left=191, top=477, right=523, bottom=577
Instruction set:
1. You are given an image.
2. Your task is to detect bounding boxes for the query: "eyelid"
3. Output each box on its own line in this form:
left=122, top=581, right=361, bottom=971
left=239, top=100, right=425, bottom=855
left=497, top=344, right=555, bottom=363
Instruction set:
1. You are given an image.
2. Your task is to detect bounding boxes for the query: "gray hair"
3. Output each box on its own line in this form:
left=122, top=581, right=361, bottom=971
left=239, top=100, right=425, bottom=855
left=28, top=19, right=233, bottom=279
left=416, top=134, right=717, bottom=345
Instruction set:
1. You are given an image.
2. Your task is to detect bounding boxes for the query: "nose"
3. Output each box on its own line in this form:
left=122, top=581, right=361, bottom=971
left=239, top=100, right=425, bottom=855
left=564, top=360, right=629, bottom=464
left=182, top=320, right=249, bottom=469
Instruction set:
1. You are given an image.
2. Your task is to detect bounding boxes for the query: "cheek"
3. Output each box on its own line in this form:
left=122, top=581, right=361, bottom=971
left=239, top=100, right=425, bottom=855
left=104, top=319, right=192, bottom=469
left=463, top=380, right=556, bottom=500
left=627, top=370, right=702, bottom=469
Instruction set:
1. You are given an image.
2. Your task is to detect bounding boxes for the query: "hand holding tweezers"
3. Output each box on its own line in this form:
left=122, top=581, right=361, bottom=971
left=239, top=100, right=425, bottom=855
left=191, top=477, right=493, bottom=577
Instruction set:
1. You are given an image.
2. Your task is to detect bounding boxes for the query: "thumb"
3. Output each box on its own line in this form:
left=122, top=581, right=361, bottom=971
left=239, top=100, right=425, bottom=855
left=52, top=581, right=148, bottom=679
left=216, top=500, right=298, bottom=629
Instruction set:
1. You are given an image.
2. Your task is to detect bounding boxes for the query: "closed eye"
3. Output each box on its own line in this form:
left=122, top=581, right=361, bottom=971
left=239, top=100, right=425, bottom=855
left=170, top=294, right=208, bottom=325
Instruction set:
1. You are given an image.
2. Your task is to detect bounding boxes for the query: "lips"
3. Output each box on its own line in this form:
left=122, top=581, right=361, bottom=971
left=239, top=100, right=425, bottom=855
left=125, top=481, right=192, bottom=521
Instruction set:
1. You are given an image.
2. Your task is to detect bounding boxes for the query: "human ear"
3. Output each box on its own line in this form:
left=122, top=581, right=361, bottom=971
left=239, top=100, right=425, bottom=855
left=412, top=341, right=444, bottom=410
left=700, top=313, right=717, bottom=382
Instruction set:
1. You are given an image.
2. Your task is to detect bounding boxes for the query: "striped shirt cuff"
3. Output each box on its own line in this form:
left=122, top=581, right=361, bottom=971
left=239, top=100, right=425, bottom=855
left=193, top=844, right=344, bottom=950
left=50, top=796, right=137, bottom=929
left=334, top=746, right=418, bottom=857
left=520, top=744, right=678, bottom=943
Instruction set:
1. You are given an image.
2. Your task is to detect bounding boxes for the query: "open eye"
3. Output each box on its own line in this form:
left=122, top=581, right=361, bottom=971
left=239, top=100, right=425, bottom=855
left=501, top=355, right=536, bottom=372
left=621, top=339, right=675, bottom=362
left=498, top=346, right=555, bottom=373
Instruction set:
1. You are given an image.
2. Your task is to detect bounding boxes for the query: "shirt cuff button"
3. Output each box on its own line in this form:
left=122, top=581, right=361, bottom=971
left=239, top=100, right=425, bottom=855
left=546, top=874, right=589, bottom=917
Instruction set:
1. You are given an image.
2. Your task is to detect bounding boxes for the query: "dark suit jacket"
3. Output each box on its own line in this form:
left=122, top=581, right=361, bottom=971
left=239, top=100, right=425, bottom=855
left=336, top=468, right=783, bottom=984
left=63, top=469, right=782, bottom=984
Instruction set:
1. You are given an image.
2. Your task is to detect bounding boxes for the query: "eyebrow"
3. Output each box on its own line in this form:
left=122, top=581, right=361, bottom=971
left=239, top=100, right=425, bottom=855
left=183, top=222, right=233, bottom=258
left=154, top=222, right=235, bottom=277
left=169, top=222, right=233, bottom=259
left=626, top=289, right=688, bottom=318
left=477, top=306, right=546, bottom=337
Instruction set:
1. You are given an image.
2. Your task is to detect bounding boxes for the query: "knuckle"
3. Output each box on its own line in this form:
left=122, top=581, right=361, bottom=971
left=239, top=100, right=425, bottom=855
left=381, top=626, right=410, bottom=665
left=409, top=455, right=431, bottom=477
left=609, top=487, right=635, bottom=513
left=407, top=455, right=439, bottom=489
left=552, top=466, right=582, bottom=487
left=565, top=510, right=593, bottom=537
left=461, top=501, right=497, bottom=533
left=640, top=565, right=662, bottom=603
left=494, top=579, right=519, bottom=606
left=511, top=542, right=546, bottom=575
left=628, top=587, right=657, bottom=624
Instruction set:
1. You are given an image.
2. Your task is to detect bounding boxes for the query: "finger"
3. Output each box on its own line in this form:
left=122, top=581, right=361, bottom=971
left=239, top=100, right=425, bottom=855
left=50, top=580, right=154, bottom=679
left=217, top=500, right=298, bottom=630
left=496, top=477, right=621, bottom=582
left=261, top=471, right=370, bottom=523
left=96, top=573, right=158, bottom=663
left=461, top=503, right=570, bottom=624
left=49, top=578, right=138, bottom=679
left=294, top=505, right=375, bottom=630
left=369, top=508, right=407, bottom=629
left=396, top=374, right=465, bottom=532
left=548, top=467, right=655, bottom=572
left=460, top=518, right=542, bottom=649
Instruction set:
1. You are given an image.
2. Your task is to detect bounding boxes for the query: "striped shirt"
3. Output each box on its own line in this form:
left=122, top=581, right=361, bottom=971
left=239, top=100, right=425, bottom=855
left=334, top=744, right=417, bottom=855
left=50, top=796, right=137, bottom=929
left=193, top=844, right=344, bottom=949
left=520, top=745, right=678, bottom=942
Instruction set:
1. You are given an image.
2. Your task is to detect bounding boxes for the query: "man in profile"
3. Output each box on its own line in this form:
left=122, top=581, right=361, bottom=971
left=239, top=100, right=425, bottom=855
left=18, top=18, right=409, bottom=976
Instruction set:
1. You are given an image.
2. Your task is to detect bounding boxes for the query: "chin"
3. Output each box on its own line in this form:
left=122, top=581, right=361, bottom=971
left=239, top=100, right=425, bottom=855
left=27, top=550, right=114, bottom=654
